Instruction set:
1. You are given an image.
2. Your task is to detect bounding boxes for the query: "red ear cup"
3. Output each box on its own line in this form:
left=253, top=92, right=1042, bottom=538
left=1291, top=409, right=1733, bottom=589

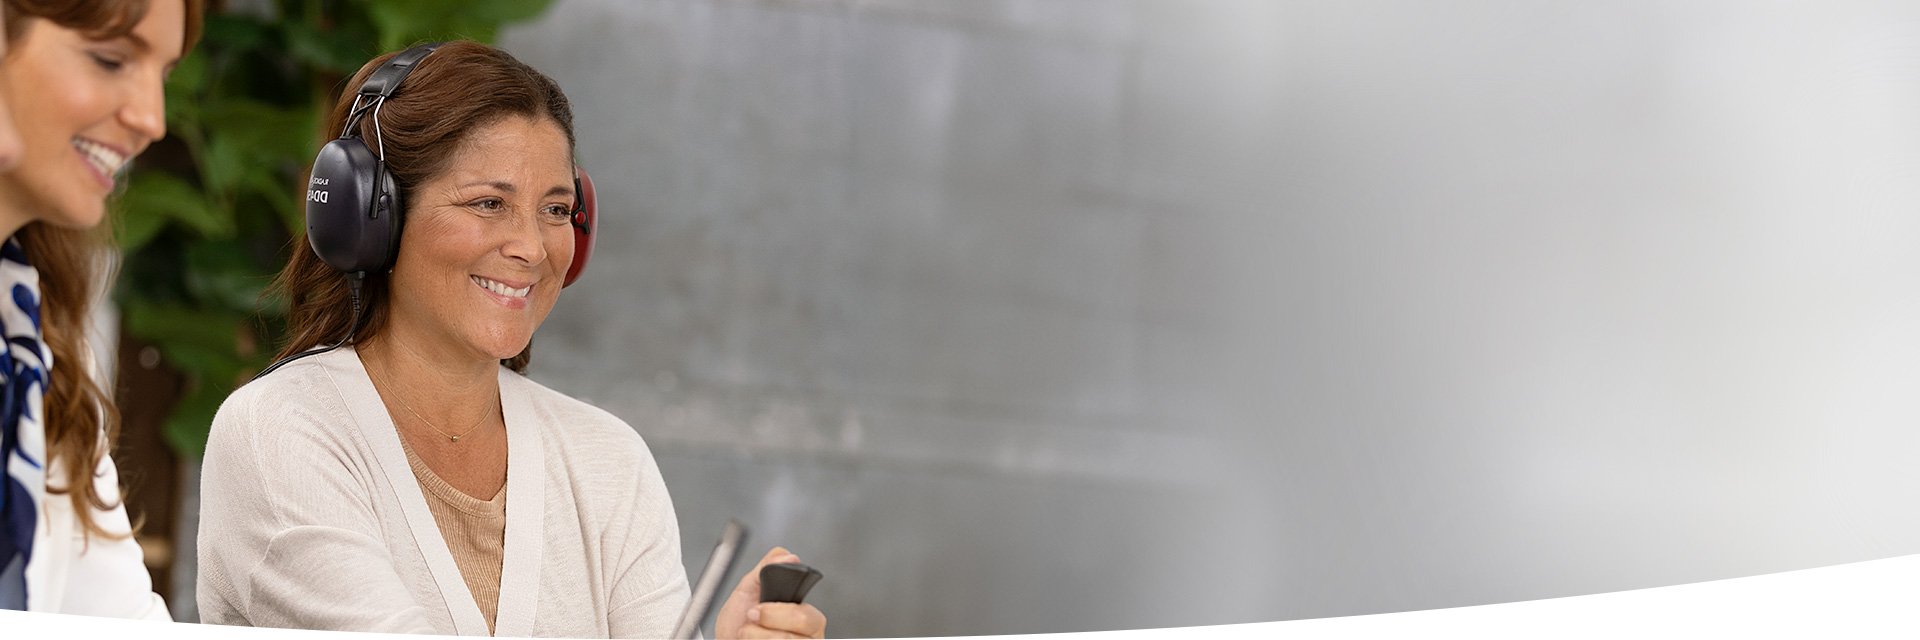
left=563, top=166, right=597, bottom=287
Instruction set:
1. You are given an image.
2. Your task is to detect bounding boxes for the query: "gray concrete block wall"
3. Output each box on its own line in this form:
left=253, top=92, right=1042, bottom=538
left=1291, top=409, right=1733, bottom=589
left=502, top=0, right=1920, bottom=635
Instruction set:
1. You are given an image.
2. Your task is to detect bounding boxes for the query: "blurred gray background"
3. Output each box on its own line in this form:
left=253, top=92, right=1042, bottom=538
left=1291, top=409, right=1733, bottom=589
left=490, top=0, right=1920, bottom=636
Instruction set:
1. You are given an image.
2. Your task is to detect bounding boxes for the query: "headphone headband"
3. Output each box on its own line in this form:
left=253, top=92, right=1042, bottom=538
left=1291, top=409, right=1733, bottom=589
left=359, top=43, right=442, bottom=100
left=339, top=43, right=443, bottom=141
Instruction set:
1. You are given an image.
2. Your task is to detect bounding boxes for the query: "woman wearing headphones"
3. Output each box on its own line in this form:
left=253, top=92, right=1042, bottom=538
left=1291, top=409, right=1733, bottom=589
left=0, top=0, right=199, bottom=616
left=196, top=41, right=826, bottom=638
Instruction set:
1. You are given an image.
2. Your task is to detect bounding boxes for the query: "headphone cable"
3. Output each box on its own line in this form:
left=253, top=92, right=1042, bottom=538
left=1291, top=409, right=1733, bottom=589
left=249, top=271, right=368, bottom=382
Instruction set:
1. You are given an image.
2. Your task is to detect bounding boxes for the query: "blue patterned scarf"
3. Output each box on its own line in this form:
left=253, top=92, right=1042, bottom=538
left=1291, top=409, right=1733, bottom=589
left=0, top=237, right=49, bottom=610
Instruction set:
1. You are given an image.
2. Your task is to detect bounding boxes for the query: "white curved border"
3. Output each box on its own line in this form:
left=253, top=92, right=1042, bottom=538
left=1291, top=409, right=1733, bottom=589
left=4, top=554, right=1917, bottom=638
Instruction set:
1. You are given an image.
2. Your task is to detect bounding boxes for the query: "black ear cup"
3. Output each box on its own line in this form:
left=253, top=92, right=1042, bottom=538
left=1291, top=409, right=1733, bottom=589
left=256, top=43, right=444, bottom=382
left=303, top=42, right=441, bottom=276
left=307, top=136, right=402, bottom=274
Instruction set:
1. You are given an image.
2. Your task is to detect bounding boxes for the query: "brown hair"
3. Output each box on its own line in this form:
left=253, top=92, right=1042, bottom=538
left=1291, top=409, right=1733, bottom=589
left=3, top=0, right=203, bottom=51
left=3, top=0, right=204, bottom=540
left=270, top=40, right=576, bottom=374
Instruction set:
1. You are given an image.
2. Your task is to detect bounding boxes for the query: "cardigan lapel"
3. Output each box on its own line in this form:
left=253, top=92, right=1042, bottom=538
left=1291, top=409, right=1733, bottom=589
left=492, top=369, right=547, bottom=637
left=325, top=348, right=492, bottom=636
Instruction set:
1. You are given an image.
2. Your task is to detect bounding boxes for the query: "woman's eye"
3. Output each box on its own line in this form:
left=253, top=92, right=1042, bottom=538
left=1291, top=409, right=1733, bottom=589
left=89, top=52, right=126, bottom=72
left=541, top=204, right=573, bottom=221
left=471, top=198, right=505, bottom=212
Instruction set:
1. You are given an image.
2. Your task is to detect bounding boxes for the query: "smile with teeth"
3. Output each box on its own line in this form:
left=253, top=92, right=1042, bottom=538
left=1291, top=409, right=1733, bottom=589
left=472, top=275, right=532, bottom=299
left=72, top=138, right=127, bottom=179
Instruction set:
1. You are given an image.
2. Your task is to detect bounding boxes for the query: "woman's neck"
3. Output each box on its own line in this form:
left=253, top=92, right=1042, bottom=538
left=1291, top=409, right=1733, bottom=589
left=356, top=335, right=502, bottom=436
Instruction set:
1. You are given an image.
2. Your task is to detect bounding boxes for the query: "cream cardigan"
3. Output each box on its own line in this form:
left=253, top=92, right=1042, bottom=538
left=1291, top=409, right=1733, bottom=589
left=195, top=347, right=690, bottom=637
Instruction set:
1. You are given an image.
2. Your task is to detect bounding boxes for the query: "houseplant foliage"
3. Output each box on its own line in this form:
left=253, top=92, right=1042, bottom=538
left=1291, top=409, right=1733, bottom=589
left=114, top=0, right=556, bottom=458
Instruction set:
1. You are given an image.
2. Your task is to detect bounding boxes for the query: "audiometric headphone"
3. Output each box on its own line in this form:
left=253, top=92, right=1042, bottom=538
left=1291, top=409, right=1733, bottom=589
left=305, top=41, right=598, bottom=286
left=257, top=43, right=598, bottom=381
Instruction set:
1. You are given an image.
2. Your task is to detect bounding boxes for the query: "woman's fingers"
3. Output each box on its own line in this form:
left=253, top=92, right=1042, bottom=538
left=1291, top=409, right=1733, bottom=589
left=716, top=547, right=807, bottom=639
left=749, top=603, right=827, bottom=638
left=731, top=546, right=801, bottom=602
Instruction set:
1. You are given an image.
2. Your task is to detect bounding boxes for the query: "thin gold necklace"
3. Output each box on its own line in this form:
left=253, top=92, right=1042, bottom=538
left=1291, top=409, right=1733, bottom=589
left=369, top=365, right=493, bottom=443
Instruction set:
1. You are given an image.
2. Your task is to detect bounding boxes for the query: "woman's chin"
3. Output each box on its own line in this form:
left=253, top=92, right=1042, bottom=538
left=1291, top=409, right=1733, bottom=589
left=37, top=193, right=108, bottom=231
left=478, top=335, right=535, bottom=362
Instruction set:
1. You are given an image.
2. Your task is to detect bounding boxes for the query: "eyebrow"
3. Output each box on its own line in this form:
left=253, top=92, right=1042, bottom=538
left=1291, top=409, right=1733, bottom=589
left=122, top=31, right=150, bottom=53
left=461, top=180, right=576, bottom=199
left=106, top=30, right=181, bottom=69
left=110, top=30, right=186, bottom=69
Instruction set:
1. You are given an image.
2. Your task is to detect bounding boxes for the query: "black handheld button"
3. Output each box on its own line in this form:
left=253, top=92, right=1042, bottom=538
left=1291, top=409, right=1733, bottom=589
left=759, top=562, right=823, bottom=604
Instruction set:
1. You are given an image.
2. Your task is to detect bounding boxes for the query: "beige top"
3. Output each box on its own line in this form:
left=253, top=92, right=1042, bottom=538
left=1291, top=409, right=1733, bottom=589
left=401, top=437, right=506, bottom=634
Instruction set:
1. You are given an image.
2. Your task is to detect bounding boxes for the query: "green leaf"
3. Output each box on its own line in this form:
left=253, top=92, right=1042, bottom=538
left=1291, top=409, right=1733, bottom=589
left=202, top=99, right=312, bottom=160
left=122, top=301, right=244, bottom=356
left=201, top=13, right=273, bottom=52
left=158, top=343, right=241, bottom=387
left=162, top=381, right=229, bottom=460
left=114, top=192, right=170, bottom=252
left=115, top=172, right=229, bottom=239
left=462, top=0, right=556, bottom=24
left=170, top=49, right=208, bottom=92
left=184, top=240, right=273, bottom=312
left=165, top=51, right=210, bottom=128
left=284, top=21, right=381, bottom=74
left=365, top=0, right=556, bottom=48
left=243, top=169, right=304, bottom=233
left=199, top=134, right=246, bottom=204
left=365, top=0, right=452, bottom=49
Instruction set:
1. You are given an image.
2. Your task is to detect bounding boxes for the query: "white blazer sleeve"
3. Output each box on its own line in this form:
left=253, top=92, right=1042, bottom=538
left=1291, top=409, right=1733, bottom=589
left=26, top=448, right=170, bottom=620
left=23, top=318, right=169, bottom=619
left=195, top=383, right=435, bottom=633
